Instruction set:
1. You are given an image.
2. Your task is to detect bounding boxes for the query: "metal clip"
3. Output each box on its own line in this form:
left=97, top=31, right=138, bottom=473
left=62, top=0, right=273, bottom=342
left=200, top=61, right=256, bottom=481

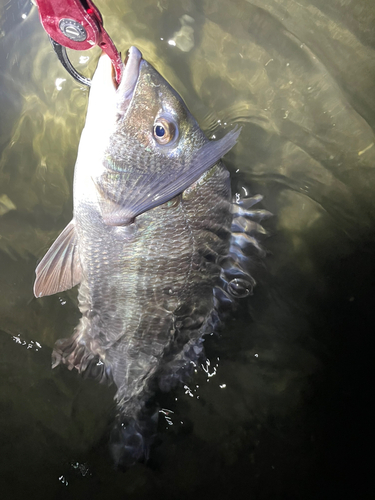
left=34, top=0, right=123, bottom=86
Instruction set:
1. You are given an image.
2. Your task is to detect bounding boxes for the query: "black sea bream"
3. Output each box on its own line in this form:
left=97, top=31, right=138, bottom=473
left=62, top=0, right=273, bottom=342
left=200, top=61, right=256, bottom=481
left=34, top=47, right=267, bottom=465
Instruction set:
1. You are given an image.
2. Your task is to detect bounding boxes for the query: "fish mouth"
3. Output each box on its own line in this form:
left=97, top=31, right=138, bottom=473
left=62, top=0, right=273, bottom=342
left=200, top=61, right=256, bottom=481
left=116, top=46, right=143, bottom=115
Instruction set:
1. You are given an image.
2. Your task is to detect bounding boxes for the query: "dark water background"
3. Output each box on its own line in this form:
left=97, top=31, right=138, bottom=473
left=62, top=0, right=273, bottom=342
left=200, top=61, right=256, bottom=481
left=0, top=0, right=374, bottom=498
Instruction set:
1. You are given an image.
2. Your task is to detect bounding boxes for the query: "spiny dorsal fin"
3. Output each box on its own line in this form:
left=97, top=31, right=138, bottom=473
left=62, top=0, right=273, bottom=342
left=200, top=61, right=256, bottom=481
left=34, top=220, right=82, bottom=298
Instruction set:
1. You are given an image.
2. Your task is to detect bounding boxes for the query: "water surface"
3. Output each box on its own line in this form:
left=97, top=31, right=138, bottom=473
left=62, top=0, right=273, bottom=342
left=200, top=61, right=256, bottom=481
left=0, top=0, right=374, bottom=498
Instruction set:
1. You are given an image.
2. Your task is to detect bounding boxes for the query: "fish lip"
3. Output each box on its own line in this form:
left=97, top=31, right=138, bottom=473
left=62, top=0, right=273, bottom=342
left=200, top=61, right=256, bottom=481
left=116, top=46, right=143, bottom=116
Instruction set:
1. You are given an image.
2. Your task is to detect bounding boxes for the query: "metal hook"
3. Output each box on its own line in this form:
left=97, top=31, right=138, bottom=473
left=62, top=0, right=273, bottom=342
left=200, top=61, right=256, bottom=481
left=49, top=37, right=91, bottom=87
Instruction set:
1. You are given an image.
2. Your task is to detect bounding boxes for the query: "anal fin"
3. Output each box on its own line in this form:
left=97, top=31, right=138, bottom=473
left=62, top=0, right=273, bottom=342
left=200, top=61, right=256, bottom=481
left=52, top=325, right=112, bottom=385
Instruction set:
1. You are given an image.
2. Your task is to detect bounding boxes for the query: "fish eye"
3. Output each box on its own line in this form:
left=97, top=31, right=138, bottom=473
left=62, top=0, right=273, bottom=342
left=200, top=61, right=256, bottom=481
left=153, top=117, right=177, bottom=145
left=155, top=125, right=165, bottom=137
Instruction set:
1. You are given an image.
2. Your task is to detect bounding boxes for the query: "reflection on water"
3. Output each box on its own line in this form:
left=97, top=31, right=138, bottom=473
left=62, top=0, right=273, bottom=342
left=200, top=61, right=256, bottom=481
left=0, top=0, right=374, bottom=498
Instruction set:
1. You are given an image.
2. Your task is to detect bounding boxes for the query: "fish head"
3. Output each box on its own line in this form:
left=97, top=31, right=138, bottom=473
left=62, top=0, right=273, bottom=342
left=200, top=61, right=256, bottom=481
left=76, top=47, right=240, bottom=225
left=115, top=47, right=207, bottom=161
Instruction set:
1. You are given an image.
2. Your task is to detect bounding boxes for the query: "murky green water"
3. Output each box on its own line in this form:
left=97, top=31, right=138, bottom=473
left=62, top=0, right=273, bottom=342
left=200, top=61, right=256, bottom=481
left=0, top=0, right=374, bottom=498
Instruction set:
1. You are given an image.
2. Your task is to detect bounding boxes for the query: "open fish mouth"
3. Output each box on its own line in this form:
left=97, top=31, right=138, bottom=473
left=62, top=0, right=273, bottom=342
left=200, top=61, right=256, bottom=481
left=116, top=46, right=143, bottom=116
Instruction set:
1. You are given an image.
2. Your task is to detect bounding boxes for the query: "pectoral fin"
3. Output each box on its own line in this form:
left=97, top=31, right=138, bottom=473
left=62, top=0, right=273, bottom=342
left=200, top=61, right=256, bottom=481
left=34, top=220, right=82, bottom=298
left=140, top=127, right=241, bottom=214
left=97, top=127, right=241, bottom=226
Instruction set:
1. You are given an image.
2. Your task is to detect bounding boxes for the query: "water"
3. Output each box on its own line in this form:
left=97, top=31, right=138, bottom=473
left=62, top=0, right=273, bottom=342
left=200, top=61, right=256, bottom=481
left=0, top=0, right=374, bottom=498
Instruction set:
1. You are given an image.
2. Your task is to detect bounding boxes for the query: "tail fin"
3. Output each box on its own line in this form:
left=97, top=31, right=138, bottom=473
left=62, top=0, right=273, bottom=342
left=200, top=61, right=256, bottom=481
left=110, top=409, right=159, bottom=468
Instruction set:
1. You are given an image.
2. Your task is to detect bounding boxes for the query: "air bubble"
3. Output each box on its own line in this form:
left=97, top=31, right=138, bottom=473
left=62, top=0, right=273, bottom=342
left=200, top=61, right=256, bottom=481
left=227, top=278, right=253, bottom=298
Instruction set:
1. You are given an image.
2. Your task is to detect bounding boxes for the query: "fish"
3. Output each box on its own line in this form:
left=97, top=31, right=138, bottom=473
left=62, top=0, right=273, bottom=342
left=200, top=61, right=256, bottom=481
left=34, top=46, right=268, bottom=466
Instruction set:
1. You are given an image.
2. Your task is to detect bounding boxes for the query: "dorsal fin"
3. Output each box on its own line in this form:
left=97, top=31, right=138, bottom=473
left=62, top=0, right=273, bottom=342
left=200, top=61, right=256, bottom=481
left=34, top=220, right=82, bottom=298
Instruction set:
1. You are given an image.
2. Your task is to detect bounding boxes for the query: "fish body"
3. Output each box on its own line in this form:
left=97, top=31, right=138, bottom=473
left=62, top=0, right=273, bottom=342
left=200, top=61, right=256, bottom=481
left=34, top=47, right=265, bottom=465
